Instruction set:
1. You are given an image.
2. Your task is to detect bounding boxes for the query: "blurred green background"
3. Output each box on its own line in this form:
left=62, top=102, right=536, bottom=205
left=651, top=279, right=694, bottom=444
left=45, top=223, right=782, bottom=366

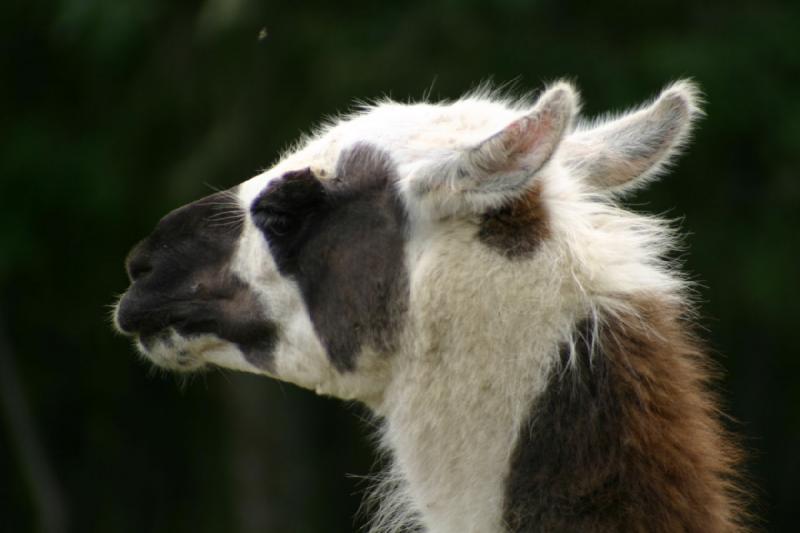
left=2, top=0, right=798, bottom=531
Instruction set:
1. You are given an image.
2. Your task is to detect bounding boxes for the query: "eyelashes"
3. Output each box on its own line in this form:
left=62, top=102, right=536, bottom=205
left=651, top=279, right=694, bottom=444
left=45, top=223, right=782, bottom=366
left=252, top=210, right=295, bottom=237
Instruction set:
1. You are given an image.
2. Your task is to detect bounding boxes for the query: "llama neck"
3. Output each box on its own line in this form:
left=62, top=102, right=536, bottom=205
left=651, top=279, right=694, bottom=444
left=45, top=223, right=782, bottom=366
left=374, top=297, right=743, bottom=533
left=375, top=313, right=568, bottom=533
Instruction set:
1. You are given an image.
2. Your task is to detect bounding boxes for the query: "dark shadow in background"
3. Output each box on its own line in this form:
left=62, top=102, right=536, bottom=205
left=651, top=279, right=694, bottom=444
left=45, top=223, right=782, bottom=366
left=2, top=0, right=798, bottom=531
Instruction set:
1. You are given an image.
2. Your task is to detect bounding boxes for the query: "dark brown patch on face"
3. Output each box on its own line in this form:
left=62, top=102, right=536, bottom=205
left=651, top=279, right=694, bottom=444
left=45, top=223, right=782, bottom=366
left=116, top=189, right=278, bottom=370
left=478, top=183, right=549, bottom=259
left=251, top=143, right=408, bottom=372
left=503, top=300, right=747, bottom=532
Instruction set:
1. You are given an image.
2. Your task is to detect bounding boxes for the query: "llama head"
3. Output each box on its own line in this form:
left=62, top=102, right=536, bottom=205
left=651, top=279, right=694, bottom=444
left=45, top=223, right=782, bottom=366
left=114, top=80, right=701, bottom=404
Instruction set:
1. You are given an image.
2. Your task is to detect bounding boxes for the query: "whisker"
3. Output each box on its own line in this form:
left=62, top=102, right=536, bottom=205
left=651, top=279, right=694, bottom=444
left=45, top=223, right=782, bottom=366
left=206, top=212, right=245, bottom=221
left=206, top=213, right=246, bottom=223
left=207, top=218, right=244, bottom=226
left=202, top=186, right=244, bottom=211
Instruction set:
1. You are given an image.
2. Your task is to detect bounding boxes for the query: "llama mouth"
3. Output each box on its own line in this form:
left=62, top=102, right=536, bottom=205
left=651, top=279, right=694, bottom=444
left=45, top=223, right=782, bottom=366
left=115, top=286, right=277, bottom=367
left=134, top=326, right=261, bottom=374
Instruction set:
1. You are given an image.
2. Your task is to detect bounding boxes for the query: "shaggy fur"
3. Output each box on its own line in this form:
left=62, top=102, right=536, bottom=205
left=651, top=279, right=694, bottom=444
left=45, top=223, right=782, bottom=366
left=504, top=300, right=745, bottom=532
left=114, top=79, right=748, bottom=532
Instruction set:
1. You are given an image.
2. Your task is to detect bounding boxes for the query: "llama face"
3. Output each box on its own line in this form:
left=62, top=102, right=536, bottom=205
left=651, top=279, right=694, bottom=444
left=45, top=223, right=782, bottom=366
left=114, top=143, right=409, bottom=399
left=115, top=80, right=700, bottom=403
left=114, top=189, right=280, bottom=373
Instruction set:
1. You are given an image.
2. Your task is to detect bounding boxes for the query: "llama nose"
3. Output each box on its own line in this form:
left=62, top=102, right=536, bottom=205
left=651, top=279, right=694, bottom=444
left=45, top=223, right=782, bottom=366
left=125, top=241, right=152, bottom=282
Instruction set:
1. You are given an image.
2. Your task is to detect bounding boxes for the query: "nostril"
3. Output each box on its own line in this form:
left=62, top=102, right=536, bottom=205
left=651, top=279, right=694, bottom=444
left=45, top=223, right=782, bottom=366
left=127, top=260, right=152, bottom=282
left=125, top=242, right=153, bottom=282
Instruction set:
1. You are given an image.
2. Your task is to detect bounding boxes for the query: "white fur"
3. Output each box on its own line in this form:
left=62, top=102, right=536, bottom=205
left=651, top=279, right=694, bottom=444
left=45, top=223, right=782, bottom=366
left=375, top=223, right=585, bottom=532
left=362, top=163, right=686, bottom=533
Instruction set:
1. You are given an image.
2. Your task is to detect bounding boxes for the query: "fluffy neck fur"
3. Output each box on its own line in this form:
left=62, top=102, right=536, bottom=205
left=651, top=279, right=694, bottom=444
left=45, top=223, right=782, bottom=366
left=366, top=178, right=744, bottom=533
left=378, top=264, right=572, bottom=532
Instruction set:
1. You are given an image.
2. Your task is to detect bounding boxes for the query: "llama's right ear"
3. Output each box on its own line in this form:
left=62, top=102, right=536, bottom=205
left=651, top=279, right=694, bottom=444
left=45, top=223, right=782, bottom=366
left=409, top=82, right=578, bottom=214
left=561, top=80, right=703, bottom=194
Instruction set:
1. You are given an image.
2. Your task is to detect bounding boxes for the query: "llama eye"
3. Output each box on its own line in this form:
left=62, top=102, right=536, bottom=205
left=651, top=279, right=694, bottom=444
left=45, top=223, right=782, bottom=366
left=264, top=213, right=293, bottom=236
left=251, top=169, right=326, bottom=240
left=252, top=209, right=295, bottom=236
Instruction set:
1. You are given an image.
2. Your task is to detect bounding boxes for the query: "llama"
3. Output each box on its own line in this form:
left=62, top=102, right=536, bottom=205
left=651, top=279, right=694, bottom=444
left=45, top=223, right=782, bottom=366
left=114, top=80, right=746, bottom=532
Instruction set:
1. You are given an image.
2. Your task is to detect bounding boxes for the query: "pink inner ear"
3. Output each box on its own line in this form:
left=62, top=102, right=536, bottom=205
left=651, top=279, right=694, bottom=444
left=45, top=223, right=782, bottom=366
left=511, top=113, right=553, bottom=155
left=464, top=85, right=574, bottom=182
left=495, top=110, right=557, bottom=174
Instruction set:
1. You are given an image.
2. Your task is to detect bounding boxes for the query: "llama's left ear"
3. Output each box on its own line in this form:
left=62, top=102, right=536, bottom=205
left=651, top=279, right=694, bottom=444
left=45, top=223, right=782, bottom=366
left=561, top=80, right=703, bottom=194
left=410, top=82, right=578, bottom=213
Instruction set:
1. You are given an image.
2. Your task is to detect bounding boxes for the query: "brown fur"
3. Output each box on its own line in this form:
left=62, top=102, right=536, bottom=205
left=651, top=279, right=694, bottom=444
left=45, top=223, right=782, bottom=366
left=478, top=184, right=549, bottom=258
left=503, top=298, right=748, bottom=532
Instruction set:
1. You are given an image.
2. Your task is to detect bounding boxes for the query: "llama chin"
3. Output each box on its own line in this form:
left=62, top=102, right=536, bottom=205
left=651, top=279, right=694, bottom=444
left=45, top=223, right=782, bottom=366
left=115, top=80, right=747, bottom=533
left=133, top=329, right=243, bottom=373
left=133, top=330, right=202, bottom=372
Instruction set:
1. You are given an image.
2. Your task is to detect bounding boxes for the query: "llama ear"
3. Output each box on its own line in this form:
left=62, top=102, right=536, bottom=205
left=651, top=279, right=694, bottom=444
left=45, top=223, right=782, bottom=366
left=561, top=80, right=703, bottom=194
left=411, top=82, right=578, bottom=213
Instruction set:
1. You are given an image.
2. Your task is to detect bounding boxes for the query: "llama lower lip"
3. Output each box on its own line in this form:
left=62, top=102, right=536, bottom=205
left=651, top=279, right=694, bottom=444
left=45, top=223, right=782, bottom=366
left=138, top=331, right=173, bottom=352
left=134, top=332, right=206, bottom=372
